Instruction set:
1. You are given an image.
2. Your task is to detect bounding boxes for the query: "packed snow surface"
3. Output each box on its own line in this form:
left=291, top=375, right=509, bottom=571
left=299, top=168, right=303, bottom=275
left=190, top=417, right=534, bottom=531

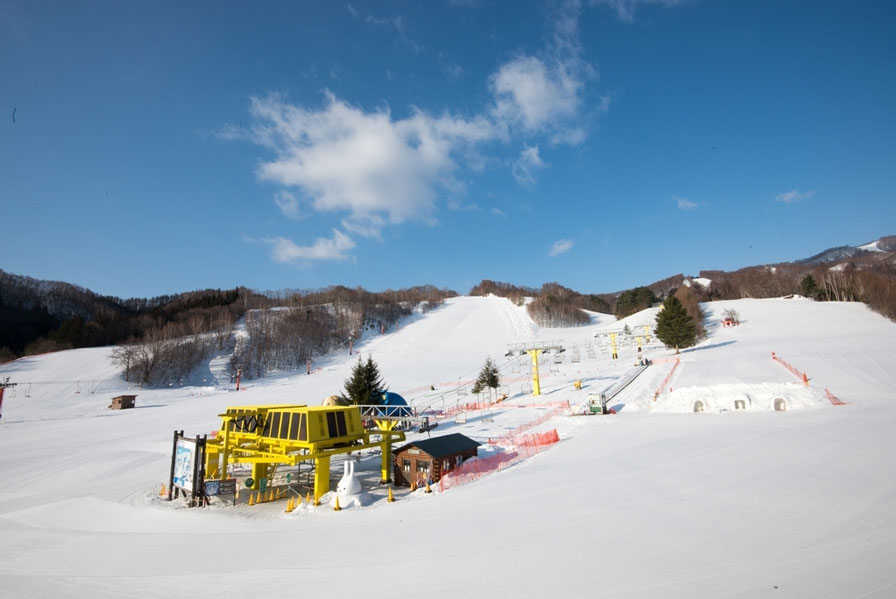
left=1, top=296, right=895, bottom=598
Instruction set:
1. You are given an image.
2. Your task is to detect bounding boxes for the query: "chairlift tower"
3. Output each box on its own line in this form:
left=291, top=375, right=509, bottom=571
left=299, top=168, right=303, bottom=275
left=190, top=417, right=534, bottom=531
left=0, top=377, right=16, bottom=421
left=506, top=341, right=564, bottom=396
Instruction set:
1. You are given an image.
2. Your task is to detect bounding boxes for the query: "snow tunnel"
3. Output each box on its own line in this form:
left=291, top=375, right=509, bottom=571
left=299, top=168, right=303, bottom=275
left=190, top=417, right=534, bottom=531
left=734, top=393, right=750, bottom=411
left=693, top=400, right=706, bottom=413
left=774, top=397, right=788, bottom=412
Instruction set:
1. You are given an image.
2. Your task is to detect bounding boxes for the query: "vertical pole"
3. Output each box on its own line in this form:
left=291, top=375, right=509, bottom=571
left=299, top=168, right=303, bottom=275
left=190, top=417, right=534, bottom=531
left=168, top=430, right=181, bottom=501
left=307, top=359, right=311, bottom=375
left=0, top=386, right=4, bottom=421
left=314, top=455, right=331, bottom=500
left=528, top=349, right=541, bottom=396
left=380, top=439, right=393, bottom=484
left=235, top=369, right=241, bottom=391
left=190, top=435, right=202, bottom=507
left=644, top=325, right=651, bottom=343
left=610, top=333, right=618, bottom=360
left=220, top=420, right=231, bottom=481
left=349, top=340, right=353, bottom=355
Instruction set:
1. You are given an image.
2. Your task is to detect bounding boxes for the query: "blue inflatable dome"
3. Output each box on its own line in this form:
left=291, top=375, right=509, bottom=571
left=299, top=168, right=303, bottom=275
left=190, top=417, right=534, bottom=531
left=377, top=391, right=412, bottom=418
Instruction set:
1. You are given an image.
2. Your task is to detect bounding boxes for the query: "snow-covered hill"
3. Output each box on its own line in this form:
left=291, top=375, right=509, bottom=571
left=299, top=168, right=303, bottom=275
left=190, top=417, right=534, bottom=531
left=1, top=296, right=895, bottom=598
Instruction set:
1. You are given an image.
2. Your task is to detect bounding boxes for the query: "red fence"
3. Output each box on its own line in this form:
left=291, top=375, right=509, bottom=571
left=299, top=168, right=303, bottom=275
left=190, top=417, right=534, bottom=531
left=771, top=351, right=809, bottom=385
left=825, top=388, right=847, bottom=406
left=653, top=358, right=680, bottom=400
left=487, top=402, right=569, bottom=445
left=439, top=429, right=560, bottom=492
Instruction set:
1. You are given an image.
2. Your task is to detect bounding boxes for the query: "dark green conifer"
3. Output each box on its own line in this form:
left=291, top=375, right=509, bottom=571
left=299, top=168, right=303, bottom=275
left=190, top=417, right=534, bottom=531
left=654, top=295, right=697, bottom=353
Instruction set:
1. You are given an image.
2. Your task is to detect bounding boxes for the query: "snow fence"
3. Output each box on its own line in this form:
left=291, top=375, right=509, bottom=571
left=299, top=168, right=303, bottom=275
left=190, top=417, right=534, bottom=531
left=439, top=429, right=560, bottom=492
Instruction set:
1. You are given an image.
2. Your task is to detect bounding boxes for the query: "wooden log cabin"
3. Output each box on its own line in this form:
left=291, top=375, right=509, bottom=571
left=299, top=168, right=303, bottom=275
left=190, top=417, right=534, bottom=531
left=393, top=433, right=480, bottom=486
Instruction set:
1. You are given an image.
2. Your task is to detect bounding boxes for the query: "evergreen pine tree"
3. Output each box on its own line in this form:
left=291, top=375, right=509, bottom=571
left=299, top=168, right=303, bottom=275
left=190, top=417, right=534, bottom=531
left=800, top=274, right=819, bottom=299
left=654, top=295, right=697, bottom=353
left=472, top=357, right=501, bottom=399
left=342, top=354, right=386, bottom=405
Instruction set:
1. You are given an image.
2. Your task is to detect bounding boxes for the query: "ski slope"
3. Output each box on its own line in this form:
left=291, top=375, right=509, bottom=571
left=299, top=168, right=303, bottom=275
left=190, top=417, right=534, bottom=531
left=1, top=296, right=895, bottom=598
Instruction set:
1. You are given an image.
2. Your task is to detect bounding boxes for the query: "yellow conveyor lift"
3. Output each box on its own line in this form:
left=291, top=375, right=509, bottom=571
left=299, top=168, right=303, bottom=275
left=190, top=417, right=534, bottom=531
left=204, top=404, right=405, bottom=501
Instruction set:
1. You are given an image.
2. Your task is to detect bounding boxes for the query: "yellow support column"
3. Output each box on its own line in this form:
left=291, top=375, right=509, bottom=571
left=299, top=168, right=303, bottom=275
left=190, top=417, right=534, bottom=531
left=219, top=424, right=231, bottom=480
left=380, top=440, right=393, bottom=484
left=314, top=455, right=331, bottom=499
left=250, top=463, right=268, bottom=491
left=528, top=349, right=542, bottom=396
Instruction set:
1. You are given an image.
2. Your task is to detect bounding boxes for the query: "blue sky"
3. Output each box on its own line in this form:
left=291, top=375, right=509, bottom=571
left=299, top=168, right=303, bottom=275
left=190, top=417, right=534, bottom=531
left=2, top=0, right=894, bottom=299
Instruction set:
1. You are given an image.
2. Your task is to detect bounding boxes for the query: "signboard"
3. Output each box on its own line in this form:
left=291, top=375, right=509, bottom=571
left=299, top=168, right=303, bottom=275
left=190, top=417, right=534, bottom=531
left=205, top=478, right=237, bottom=496
left=173, top=438, right=197, bottom=492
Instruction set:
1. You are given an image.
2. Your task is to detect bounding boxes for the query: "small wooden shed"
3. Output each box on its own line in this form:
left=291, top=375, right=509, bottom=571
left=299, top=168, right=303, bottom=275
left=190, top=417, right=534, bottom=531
left=109, top=394, right=137, bottom=410
left=393, top=433, right=480, bottom=486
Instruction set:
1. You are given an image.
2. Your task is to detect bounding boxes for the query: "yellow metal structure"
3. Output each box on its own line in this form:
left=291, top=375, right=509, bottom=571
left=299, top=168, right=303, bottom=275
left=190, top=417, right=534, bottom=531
left=528, top=349, right=543, bottom=396
left=507, top=341, right=565, bottom=397
left=204, top=404, right=405, bottom=501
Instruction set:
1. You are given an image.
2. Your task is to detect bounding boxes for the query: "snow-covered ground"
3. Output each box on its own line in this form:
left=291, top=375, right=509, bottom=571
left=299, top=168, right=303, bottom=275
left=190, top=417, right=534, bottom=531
left=1, top=296, right=895, bottom=598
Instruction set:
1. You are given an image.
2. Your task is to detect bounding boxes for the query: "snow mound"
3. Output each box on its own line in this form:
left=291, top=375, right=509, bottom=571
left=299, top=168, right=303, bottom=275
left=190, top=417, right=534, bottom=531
left=653, top=382, right=825, bottom=413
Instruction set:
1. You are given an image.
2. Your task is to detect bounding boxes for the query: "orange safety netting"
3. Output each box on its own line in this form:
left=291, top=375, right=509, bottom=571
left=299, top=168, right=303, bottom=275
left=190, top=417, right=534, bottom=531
left=771, top=351, right=809, bottom=385
left=439, top=429, right=560, bottom=492
left=825, top=388, right=847, bottom=405
left=487, top=402, right=569, bottom=444
left=653, top=358, right=680, bottom=400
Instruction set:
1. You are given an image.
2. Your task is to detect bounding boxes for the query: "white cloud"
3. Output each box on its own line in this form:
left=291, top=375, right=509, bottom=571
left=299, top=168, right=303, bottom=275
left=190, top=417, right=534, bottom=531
left=269, top=230, right=356, bottom=263
left=775, top=189, right=815, bottom=203
left=550, top=238, right=574, bottom=257
left=491, top=207, right=507, bottom=219
left=676, top=196, right=698, bottom=210
left=274, top=190, right=302, bottom=219
left=237, top=1, right=609, bottom=261
left=491, top=55, right=583, bottom=132
left=589, top=0, right=684, bottom=22
left=443, top=62, right=465, bottom=79
left=489, top=1, right=595, bottom=143
left=248, top=93, right=497, bottom=238
left=512, top=144, right=546, bottom=185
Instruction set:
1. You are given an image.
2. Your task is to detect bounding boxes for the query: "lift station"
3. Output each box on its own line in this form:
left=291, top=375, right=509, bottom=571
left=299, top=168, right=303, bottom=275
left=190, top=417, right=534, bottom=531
left=203, top=404, right=406, bottom=501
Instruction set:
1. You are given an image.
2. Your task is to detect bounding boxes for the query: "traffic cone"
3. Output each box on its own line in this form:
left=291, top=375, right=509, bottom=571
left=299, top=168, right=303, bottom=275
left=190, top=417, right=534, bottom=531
left=285, top=497, right=294, bottom=513
left=410, top=480, right=417, bottom=492
left=159, top=484, right=166, bottom=496
left=387, top=487, right=394, bottom=503
left=295, top=494, right=302, bottom=506
left=334, top=495, right=341, bottom=511
left=248, top=493, right=255, bottom=507
left=267, top=489, right=274, bottom=502
left=425, top=481, right=432, bottom=494
left=803, top=373, right=809, bottom=386
left=306, top=491, right=312, bottom=505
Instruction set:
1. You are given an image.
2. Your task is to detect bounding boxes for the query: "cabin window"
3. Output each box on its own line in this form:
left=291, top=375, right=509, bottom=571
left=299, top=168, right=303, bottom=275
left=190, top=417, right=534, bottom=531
left=443, top=459, right=451, bottom=471
left=288, top=414, right=299, bottom=439
left=298, top=414, right=307, bottom=441
left=402, top=459, right=411, bottom=472
left=262, top=414, right=273, bottom=437
left=269, top=413, right=281, bottom=438
left=326, top=411, right=338, bottom=438
left=279, top=413, right=290, bottom=439
left=416, top=460, right=430, bottom=473
left=336, top=411, right=347, bottom=437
